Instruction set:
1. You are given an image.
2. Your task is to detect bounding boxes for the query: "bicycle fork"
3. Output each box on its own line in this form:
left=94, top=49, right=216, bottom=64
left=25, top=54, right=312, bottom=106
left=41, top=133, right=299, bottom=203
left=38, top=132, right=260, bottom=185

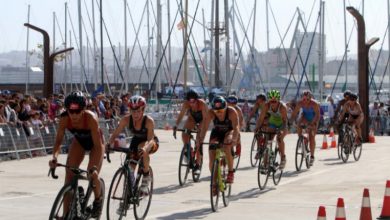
left=216, top=151, right=226, bottom=192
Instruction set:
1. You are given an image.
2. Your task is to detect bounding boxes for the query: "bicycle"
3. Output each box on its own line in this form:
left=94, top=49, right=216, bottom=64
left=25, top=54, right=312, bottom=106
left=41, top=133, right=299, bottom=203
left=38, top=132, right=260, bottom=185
left=176, top=128, right=203, bottom=186
left=48, top=163, right=105, bottom=220
left=250, top=131, right=266, bottom=167
left=295, top=125, right=312, bottom=171
left=339, top=122, right=362, bottom=163
left=106, top=147, right=153, bottom=220
left=257, top=128, right=283, bottom=190
left=204, top=142, right=232, bottom=212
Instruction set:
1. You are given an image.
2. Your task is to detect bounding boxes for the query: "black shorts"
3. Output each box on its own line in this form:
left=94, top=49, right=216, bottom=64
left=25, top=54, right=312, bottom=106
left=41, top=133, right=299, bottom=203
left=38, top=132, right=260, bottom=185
left=209, top=129, right=231, bottom=150
left=130, top=136, right=159, bottom=154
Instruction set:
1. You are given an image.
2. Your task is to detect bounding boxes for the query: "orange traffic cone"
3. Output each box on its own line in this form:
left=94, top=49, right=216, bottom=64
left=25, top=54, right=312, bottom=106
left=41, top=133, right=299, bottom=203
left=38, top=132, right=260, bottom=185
left=335, top=198, right=346, bottom=220
left=317, top=206, right=326, bottom=220
left=368, top=128, right=375, bottom=143
left=377, top=180, right=390, bottom=219
left=322, top=134, right=329, bottom=149
left=359, top=188, right=372, bottom=220
left=331, top=135, right=337, bottom=148
left=329, top=127, right=335, bottom=137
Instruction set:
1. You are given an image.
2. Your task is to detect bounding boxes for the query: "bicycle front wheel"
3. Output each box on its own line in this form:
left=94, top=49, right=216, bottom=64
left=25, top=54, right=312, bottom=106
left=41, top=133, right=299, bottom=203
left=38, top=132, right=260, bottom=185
left=250, top=136, right=259, bottom=167
left=353, top=143, right=362, bottom=161
left=304, top=141, right=311, bottom=169
left=107, top=167, right=130, bottom=220
left=178, top=145, right=190, bottom=186
left=222, top=161, right=231, bottom=207
left=210, top=159, right=220, bottom=212
left=49, top=184, right=76, bottom=220
left=257, top=148, right=270, bottom=190
left=340, top=134, right=351, bottom=163
left=232, top=145, right=241, bottom=171
left=134, top=167, right=153, bottom=220
left=272, top=146, right=283, bottom=185
left=295, top=137, right=304, bottom=171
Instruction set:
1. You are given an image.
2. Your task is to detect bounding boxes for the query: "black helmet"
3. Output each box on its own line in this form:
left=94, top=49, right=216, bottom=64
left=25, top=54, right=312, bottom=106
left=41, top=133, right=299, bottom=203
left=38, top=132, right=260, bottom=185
left=65, top=91, right=86, bottom=109
left=226, top=95, right=238, bottom=104
left=256, top=93, right=267, bottom=101
left=211, top=95, right=227, bottom=110
left=349, top=93, right=358, bottom=100
left=343, top=90, right=352, bottom=98
left=186, top=89, right=199, bottom=101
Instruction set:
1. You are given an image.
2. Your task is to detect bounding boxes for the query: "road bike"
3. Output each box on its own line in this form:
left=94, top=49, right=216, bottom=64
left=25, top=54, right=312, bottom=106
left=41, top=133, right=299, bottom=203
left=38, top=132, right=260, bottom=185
left=339, top=122, right=362, bottom=163
left=295, top=125, right=312, bottom=171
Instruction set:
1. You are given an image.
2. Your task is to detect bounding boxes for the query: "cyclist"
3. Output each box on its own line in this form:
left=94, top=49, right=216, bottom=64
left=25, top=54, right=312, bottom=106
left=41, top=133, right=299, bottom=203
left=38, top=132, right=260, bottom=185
left=338, top=93, right=364, bottom=145
left=290, top=90, right=320, bottom=165
left=49, top=91, right=105, bottom=218
left=226, top=95, right=244, bottom=157
left=199, top=96, right=240, bottom=185
left=109, top=95, right=159, bottom=194
left=254, top=90, right=288, bottom=169
left=173, top=90, right=208, bottom=174
left=246, top=93, right=267, bottom=131
left=333, top=90, right=351, bottom=131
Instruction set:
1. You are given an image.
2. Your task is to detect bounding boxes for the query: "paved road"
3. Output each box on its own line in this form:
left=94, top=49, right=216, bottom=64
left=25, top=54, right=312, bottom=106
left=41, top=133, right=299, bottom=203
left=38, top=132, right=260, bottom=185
left=0, top=130, right=389, bottom=219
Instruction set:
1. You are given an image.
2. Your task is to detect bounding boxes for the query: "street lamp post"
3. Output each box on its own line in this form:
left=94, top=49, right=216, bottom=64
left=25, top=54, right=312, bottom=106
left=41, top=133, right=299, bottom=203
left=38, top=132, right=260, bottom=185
left=346, top=7, right=379, bottom=142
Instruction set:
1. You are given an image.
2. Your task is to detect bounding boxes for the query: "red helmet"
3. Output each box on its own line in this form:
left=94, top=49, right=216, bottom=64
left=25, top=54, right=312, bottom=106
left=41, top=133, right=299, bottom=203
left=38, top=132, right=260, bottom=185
left=128, top=95, right=146, bottom=110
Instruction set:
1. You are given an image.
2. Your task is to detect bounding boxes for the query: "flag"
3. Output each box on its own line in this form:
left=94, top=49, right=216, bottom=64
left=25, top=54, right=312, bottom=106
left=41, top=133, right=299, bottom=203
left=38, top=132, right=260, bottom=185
left=177, top=19, right=186, bottom=30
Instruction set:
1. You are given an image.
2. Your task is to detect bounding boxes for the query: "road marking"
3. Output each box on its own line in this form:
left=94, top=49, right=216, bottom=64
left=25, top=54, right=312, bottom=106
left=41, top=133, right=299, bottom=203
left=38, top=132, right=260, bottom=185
left=0, top=191, right=56, bottom=201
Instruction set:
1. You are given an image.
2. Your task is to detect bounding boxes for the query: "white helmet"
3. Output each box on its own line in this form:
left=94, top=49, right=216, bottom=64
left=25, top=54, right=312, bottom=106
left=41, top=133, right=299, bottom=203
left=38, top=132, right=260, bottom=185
left=128, top=95, right=146, bottom=110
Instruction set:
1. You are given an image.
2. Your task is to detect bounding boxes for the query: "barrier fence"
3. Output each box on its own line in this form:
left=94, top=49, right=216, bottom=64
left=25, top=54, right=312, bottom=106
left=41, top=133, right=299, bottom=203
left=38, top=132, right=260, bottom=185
left=1, top=116, right=389, bottom=162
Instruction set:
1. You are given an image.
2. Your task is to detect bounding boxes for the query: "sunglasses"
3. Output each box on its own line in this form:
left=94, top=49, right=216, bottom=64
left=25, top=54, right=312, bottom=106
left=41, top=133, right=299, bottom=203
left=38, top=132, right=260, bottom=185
left=213, top=109, right=225, bottom=114
left=68, top=108, right=82, bottom=114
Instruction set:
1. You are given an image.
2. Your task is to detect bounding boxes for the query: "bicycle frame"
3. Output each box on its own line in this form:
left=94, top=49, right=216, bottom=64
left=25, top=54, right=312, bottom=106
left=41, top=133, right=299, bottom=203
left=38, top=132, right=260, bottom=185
left=215, top=146, right=226, bottom=192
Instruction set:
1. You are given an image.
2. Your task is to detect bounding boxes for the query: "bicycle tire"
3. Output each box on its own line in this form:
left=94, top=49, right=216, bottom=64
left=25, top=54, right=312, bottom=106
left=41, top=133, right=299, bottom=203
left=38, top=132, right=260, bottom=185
left=192, top=156, right=203, bottom=182
left=272, top=146, right=283, bottom=185
left=222, top=161, right=231, bottom=207
left=257, top=148, right=270, bottom=190
left=94, top=178, right=105, bottom=220
left=353, top=143, right=362, bottom=161
left=210, top=159, right=220, bottom=212
left=337, top=130, right=344, bottom=159
left=107, top=167, right=130, bottom=220
left=250, top=135, right=259, bottom=167
left=295, top=137, right=304, bottom=171
left=178, top=145, right=190, bottom=186
left=134, top=167, right=153, bottom=220
left=304, top=141, right=311, bottom=169
left=48, top=184, right=76, bottom=220
left=340, top=133, right=351, bottom=163
left=232, top=145, right=241, bottom=171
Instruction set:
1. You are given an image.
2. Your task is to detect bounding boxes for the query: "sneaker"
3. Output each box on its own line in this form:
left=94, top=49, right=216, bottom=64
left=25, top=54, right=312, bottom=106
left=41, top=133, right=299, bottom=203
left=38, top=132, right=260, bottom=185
left=309, top=156, right=315, bottom=166
left=279, top=156, right=286, bottom=170
left=140, top=175, right=151, bottom=196
left=90, top=197, right=103, bottom=218
left=193, top=163, right=201, bottom=175
left=226, top=171, right=234, bottom=184
left=116, top=202, right=130, bottom=215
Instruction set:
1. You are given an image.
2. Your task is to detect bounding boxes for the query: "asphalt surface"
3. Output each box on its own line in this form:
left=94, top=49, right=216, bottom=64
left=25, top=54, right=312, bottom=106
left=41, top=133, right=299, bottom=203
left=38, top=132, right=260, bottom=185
left=0, top=130, right=389, bottom=219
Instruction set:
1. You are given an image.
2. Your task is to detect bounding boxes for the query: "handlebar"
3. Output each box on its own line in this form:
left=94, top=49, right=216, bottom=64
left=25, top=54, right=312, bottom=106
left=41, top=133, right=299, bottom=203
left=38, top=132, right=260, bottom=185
left=48, top=163, right=88, bottom=179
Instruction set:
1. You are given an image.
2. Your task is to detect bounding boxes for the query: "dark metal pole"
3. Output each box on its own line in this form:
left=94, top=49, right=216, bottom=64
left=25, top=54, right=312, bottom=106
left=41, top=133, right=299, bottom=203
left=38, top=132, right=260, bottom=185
left=215, top=0, right=220, bottom=88
left=346, top=7, right=379, bottom=142
left=100, top=0, right=104, bottom=90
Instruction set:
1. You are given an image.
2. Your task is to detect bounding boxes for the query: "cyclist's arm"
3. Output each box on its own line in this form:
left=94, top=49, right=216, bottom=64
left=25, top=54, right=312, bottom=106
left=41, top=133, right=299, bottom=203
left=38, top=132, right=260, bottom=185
left=280, top=104, right=289, bottom=129
left=312, top=101, right=321, bottom=126
left=197, top=101, right=209, bottom=141
left=290, top=101, right=301, bottom=123
left=236, top=106, right=245, bottom=129
left=229, top=108, right=240, bottom=141
left=356, top=103, right=364, bottom=122
left=108, top=114, right=130, bottom=145
left=338, top=103, right=348, bottom=123
left=199, top=110, right=214, bottom=144
left=89, top=112, right=104, bottom=153
left=52, top=116, right=66, bottom=160
left=255, top=104, right=268, bottom=131
left=334, top=100, right=344, bottom=120
left=175, top=102, right=188, bottom=127
left=247, top=102, right=259, bottom=122
left=145, top=116, right=155, bottom=146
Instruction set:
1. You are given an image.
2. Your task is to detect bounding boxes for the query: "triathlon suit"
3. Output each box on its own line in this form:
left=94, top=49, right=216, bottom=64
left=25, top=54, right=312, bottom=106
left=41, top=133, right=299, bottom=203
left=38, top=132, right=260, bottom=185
left=63, top=111, right=95, bottom=151
left=209, top=108, right=233, bottom=150
left=302, top=104, right=315, bottom=123
left=267, top=102, right=284, bottom=129
left=188, top=101, right=203, bottom=124
left=129, top=115, right=159, bottom=153
left=347, top=104, right=361, bottom=120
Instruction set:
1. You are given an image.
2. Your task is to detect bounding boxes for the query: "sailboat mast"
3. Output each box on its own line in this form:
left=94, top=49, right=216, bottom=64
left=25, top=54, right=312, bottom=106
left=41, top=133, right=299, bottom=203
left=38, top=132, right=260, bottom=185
left=202, top=8, right=208, bottom=86
left=91, top=0, right=97, bottom=90
left=266, top=0, right=270, bottom=51
left=343, top=0, right=348, bottom=90
left=388, top=0, right=390, bottom=98
left=25, top=5, right=31, bottom=94
left=215, top=0, right=220, bottom=88
left=210, top=0, right=215, bottom=89
left=157, top=0, right=162, bottom=94
left=100, top=0, right=104, bottom=89
left=124, top=0, right=128, bottom=92
left=78, top=0, right=84, bottom=91
left=167, top=0, right=172, bottom=87
left=147, top=0, right=151, bottom=96
left=224, top=0, right=230, bottom=91
left=184, top=0, right=189, bottom=91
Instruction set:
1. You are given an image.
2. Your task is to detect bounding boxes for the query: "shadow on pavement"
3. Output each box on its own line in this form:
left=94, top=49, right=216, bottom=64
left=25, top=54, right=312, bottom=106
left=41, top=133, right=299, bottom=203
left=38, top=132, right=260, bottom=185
left=156, top=207, right=211, bottom=219
left=281, top=169, right=309, bottom=178
left=153, top=183, right=194, bottom=195
left=231, top=187, right=274, bottom=201
left=236, top=166, right=256, bottom=171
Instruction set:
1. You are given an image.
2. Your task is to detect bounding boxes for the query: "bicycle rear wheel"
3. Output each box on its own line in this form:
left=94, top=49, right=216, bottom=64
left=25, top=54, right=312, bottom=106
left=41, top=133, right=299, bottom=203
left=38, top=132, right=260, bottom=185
left=272, top=146, right=283, bottom=185
left=340, top=134, right=351, bottom=163
left=257, top=148, right=270, bottom=190
left=178, top=145, right=191, bottom=186
left=295, top=137, right=304, bottom=171
left=107, top=167, right=130, bottom=220
left=222, top=162, right=231, bottom=207
left=353, top=143, right=362, bottom=161
left=134, top=167, right=153, bottom=220
left=210, top=159, right=220, bottom=212
left=48, top=184, right=76, bottom=220
left=250, top=135, right=259, bottom=167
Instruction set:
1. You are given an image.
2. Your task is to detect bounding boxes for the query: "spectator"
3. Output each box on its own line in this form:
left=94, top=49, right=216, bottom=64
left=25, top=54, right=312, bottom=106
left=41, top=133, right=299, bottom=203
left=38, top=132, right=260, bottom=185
left=7, top=100, right=20, bottom=125
left=30, top=111, right=43, bottom=128
left=120, top=94, right=129, bottom=115
left=327, top=96, right=336, bottom=129
left=0, top=100, right=7, bottom=123
left=369, top=102, right=380, bottom=132
left=379, top=102, right=388, bottom=135
left=241, top=99, right=250, bottom=119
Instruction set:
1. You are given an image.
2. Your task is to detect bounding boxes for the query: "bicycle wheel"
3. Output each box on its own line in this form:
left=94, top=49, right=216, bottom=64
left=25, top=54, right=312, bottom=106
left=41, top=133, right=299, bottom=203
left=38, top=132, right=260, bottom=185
left=353, top=143, right=362, bottom=161
left=210, top=159, right=220, bottom=212
left=83, top=178, right=105, bottom=219
left=48, top=184, right=76, bottom=220
left=192, top=156, right=203, bottom=182
left=178, top=145, right=190, bottom=186
left=222, top=161, right=231, bottom=207
left=295, top=137, right=304, bottom=171
left=134, top=167, right=153, bottom=220
left=340, top=134, right=351, bottom=163
left=250, top=135, right=259, bottom=167
left=304, top=141, right=311, bottom=169
left=272, top=146, right=283, bottom=185
left=257, top=148, right=270, bottom=190
left=232, top=145, right=241, bottom=171
left=107, top=167, right=130, bottom=220
left=337, top=130, right=344, bottom=159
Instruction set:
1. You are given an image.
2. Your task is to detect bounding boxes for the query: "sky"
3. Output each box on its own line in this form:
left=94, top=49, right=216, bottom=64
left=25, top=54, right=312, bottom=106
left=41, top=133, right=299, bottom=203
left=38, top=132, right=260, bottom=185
left=0, top=0, right=388, bottom=61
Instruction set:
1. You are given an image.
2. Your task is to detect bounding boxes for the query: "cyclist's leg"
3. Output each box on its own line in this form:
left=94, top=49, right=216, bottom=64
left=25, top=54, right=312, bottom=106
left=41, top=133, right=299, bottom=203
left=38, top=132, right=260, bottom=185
left=194, top=123, right=203, bottom=166
left=182, top=118, right=196, bottom=146
left=309, top=123, right=317, bottom=158
left=208, top=129, right=219, bottom=172
left=235, top=133, right=241, bottom=156
left=87, top=139, right=104, bottom=217
left=223, top=131, right=235, bottom=183
left=64, top=139, right=85, bottom=214
left=277, top=128, right=288, bottom=168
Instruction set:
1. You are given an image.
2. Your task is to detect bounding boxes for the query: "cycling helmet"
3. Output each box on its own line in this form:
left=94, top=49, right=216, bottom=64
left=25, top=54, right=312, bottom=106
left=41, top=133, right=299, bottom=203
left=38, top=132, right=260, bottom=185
left=349, top=93, right=358, bottom=101
left=267, top=90, right=281, bottom=100
left=65, top=91, right=86, bottom=109
left=211, top=95, right=227, bottom=110
left=226, top=95, right=238, bottom=105
left=129, top=95, right=146, bottom=110
left=186, top=89, right=199, bottom=101
left=301, top=90, right=312, bottom=98
left=343, top=90, right=352, bottom=98
left=256, top=93, right=267, bottom=101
